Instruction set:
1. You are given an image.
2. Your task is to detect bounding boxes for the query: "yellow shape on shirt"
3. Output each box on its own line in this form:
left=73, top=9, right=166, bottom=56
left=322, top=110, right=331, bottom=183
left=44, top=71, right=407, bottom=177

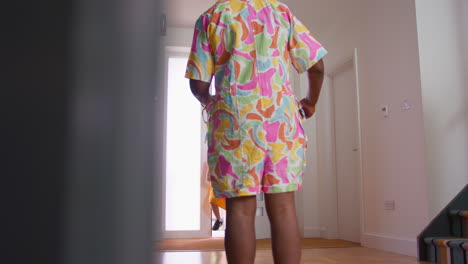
left=270, top=142, right=286, bottom=163
left=243, top=140, right=264, bottom=166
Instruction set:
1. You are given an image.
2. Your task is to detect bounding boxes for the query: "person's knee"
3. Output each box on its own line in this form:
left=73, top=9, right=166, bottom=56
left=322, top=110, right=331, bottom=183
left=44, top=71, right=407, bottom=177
left=265, top=192, right=296, bottom=216
left=226, top=195, right=257, bottom=218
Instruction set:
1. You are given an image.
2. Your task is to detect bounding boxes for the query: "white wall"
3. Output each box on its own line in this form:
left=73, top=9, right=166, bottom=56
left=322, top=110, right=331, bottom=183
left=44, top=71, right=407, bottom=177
left=296, top=0, right=430, bottom=256
left=163, top=27, right=193, bottom=48
left=415, top=0, right=468, bottom=218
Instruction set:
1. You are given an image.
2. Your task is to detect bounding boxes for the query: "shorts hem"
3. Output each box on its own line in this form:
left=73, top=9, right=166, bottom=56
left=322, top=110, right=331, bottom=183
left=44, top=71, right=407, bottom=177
left=262, top=182, right=302, bottom=194
left=213, top=183, right=302, bottom=199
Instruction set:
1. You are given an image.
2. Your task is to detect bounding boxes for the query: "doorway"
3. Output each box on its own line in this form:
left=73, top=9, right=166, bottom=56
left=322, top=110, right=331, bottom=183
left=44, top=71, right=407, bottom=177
left=162, top=48, right=212, bottom=239
left=329, top=50, right=362, bottom=243
left=162, top=46, right=231, bottom=239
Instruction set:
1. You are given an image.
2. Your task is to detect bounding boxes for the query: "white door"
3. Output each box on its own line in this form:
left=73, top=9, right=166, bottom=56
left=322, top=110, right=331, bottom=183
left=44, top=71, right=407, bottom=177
left=162, top=50, right=211, bottom=239
left=332, top=60, right=361, bottom=243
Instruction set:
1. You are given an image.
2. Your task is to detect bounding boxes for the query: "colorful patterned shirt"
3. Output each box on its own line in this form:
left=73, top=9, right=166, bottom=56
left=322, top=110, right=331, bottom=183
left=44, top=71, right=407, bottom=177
left=185, top=0, right=327, bottom=198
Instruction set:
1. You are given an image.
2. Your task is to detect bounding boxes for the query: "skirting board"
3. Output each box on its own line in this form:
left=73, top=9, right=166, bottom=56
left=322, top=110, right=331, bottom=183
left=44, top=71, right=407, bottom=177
left=304, top=226, right=321, bottom=238
left=361, top=233, right=417, bottom=257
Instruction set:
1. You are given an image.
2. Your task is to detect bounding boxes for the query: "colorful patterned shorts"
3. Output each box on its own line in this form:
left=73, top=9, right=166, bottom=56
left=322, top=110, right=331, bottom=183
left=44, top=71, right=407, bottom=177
left=206, top=93, right=308, bottom=199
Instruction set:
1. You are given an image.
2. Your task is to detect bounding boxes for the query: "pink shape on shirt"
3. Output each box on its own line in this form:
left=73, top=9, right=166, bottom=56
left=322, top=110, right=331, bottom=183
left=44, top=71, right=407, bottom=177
left=219, top=155, right=239, bottom=180
left=265, top=121, right=280, bottom=142
left=275, top=156, right=289, bottom=183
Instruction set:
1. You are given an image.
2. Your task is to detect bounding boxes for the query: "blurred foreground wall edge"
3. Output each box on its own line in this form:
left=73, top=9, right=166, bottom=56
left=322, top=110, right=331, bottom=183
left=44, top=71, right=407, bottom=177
left=3, top=0, right=164, bottom=263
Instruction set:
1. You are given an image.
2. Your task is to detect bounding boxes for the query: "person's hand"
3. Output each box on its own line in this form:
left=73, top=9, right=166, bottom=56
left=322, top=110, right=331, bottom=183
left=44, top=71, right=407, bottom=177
left=300, top=98, right=316, bottom=119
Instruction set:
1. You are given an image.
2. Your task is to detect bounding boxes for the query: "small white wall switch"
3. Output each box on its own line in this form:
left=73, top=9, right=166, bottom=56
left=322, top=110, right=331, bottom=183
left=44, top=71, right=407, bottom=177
left=384, top=200, right=396, bottom=211
left=381, top=105, right=389, bottom=117
left=401, top=99, right=411, bottom=111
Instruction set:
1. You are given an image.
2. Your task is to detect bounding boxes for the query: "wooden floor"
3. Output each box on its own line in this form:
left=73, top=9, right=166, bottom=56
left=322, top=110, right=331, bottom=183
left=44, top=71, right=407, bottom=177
left=158, top=238, right=359, bottom=251
left=156, top=247, right=432, bottom=264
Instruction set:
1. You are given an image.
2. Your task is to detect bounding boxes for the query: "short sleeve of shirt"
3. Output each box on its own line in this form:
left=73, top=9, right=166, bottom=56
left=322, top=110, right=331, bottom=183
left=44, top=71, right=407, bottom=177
left=288, top=14, right=327, bottom=74
left=185, top=14, right=215, bottom=83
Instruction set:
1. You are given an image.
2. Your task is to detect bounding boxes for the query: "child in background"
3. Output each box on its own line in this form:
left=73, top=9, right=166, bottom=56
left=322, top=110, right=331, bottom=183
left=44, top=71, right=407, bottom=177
left=209, top=185, right=225, bottom=230
left=207, top=166, right=226, bottom=230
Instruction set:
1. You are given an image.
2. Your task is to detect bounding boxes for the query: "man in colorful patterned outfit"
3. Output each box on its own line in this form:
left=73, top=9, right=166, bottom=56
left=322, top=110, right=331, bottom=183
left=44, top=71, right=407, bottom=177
left=186, top=0, right=326, bottom=263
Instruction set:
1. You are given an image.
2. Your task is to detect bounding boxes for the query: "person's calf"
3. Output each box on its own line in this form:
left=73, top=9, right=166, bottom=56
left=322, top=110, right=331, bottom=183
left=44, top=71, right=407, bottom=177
left=265, top=192, right=301, bottom=264
left=225, top=195, right=257, bottom=264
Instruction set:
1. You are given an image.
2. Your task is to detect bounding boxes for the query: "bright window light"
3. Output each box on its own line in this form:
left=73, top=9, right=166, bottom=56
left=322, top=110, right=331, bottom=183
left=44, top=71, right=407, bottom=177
left=165, top=57, right=201, bottom=231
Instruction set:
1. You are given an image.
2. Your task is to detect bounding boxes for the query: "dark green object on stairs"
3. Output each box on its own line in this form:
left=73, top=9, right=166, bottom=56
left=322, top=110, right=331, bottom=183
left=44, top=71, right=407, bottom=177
left=418, top=184, right=468, bottom=264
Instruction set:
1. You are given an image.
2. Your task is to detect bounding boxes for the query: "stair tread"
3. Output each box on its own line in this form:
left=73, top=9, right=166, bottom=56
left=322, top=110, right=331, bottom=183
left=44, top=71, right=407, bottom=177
left=425, top=236, right=460, bottom=241
left=423, top=236, right=460, bottom=247
left=449, top=210, right=461, bottom=216
left=446, top=240, right=468, bottom=248
left=434, top=238, right=468, bottom=246
left=448, top=210, right=468, bottom=216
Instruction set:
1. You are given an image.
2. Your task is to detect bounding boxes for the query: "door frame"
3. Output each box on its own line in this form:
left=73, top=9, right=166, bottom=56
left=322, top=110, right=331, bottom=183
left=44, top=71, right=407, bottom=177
left=160, top=46, right=212, bottom=239
left=327, top=48, right=364, bottom=242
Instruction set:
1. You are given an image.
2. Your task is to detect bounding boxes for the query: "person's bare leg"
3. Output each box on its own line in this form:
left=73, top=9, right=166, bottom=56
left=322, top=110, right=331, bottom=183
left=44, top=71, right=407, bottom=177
left=225, top=195, right=257, bottom=264
left=265, top=192, right=301, bottom=264
left=211, top=203, right=221, bottom=220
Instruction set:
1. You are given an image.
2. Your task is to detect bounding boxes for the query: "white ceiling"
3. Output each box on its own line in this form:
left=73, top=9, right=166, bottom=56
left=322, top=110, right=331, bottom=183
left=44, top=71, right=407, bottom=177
left=165, top=0, right=343, bottom=36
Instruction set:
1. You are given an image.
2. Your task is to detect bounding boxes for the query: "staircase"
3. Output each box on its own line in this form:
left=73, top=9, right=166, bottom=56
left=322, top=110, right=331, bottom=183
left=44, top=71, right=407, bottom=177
left=418, top=184, right=468, bottom=264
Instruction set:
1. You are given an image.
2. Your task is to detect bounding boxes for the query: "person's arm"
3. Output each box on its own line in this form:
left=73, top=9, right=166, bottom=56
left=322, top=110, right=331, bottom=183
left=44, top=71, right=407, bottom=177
left=202, top=162, right=210, bottom=183
left=300, top=59, right=324, bottom=119
left=206, top=167, right=211, bottom=182
left=190, top=79, right=214, bottom=106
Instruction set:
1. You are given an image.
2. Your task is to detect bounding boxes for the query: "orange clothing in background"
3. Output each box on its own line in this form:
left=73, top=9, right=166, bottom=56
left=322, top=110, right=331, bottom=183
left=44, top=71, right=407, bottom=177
left=209, top=185, right=226, bottom=210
